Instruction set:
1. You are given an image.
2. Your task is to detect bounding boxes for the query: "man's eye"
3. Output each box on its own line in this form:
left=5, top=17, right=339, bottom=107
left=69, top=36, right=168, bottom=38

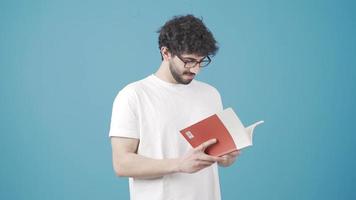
left=185, top=61, right=196, bottom=64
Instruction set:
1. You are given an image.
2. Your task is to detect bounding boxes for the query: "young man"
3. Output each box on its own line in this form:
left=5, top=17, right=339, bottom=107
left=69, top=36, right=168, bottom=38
left=109, top=15, right=240, bottom=200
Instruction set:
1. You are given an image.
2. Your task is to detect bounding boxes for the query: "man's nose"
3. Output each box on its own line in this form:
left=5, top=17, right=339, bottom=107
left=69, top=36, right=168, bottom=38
left=189, top=64, right=200, bottom=74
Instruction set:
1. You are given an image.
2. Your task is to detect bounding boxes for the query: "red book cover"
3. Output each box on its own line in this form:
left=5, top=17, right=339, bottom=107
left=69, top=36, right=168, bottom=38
left=180, top=114, right=237, bottom=156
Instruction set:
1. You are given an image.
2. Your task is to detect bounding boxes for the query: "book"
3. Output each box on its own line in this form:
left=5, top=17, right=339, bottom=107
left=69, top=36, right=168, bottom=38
left=180, top=107, right=264, bottom=157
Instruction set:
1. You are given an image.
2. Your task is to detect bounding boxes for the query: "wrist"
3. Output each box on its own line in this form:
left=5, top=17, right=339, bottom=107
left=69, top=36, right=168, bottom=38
left=168, top=158, right=181, bottom=174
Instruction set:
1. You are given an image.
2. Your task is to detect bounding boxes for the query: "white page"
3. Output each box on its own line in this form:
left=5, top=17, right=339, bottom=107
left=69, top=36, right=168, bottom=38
left=217, top=108, right=264, bottom=149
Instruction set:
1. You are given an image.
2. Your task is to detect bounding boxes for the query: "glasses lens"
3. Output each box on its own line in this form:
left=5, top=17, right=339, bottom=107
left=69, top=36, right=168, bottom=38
left=179, top=55, right=211, bottom=68
left=185, top=61, right=198, bottom=68
left=200, top=59, right=210, bottom=67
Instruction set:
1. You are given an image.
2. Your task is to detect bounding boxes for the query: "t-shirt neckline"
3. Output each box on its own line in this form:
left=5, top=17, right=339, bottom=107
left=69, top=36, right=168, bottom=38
left=149, top=74, right=194, bottom=89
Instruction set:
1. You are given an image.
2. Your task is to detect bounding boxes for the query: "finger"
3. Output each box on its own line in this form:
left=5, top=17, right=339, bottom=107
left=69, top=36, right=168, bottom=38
left=197, top=160, right=215, bottom=166
left=199, top=154, right=225, bottom=163
left=195, top=138, right=217, bottom=152
left=236, top=150, right=241, bottom=155
left=221, top=152, right=235, bottom=158
left=219, top=156, right=236, bottom=165
left=221, top=155, right=232, bottom=162
left=228, top=151, right=240, bottom=157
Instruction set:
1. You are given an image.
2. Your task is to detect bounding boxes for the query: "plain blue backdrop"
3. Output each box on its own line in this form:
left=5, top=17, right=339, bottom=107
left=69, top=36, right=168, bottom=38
left=1, top=0, right=355, bottom=199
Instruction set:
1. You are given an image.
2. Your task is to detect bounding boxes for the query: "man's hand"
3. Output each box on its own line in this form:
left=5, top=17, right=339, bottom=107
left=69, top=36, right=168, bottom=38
left=217, top=150, right=241, bottom=167
left=177, top=139, right=225, bottom=173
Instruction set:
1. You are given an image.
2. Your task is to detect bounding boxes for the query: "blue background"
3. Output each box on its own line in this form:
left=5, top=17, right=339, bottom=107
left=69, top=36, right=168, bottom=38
left=1, top=0, right=355, bottom=199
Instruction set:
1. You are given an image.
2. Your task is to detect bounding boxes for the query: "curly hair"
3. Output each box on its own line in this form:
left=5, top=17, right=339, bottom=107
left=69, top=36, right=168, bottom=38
left=157, top=15, right=218, bottom=58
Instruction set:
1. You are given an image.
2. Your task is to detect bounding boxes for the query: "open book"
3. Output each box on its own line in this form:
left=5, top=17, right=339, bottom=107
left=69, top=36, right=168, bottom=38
left=180, top=108, right=264, bottom=157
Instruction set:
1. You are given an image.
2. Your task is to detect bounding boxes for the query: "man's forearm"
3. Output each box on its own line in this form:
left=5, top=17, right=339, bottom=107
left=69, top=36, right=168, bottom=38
left=113, top=152, right=180, bottom=179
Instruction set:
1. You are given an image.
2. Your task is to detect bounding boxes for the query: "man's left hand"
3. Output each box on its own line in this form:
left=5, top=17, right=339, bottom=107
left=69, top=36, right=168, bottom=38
left=217, top=150, right=241, bottom=167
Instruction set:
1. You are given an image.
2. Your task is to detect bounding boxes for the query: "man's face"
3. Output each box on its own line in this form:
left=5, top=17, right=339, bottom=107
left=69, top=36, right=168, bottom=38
left=168, top=53, right=205, bottom=85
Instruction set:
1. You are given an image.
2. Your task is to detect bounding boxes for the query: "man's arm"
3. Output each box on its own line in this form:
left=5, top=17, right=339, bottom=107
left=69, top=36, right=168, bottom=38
left=111, top=137, right=225, bottom=179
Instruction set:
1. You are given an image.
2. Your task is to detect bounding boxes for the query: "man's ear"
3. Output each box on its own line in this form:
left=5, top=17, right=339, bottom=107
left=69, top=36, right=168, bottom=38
left=160, top=46, right=172, bottom=61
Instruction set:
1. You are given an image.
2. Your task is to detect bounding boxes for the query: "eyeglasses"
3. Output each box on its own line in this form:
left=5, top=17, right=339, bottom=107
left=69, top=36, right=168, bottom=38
left=176, top=54, right=211, bottom=68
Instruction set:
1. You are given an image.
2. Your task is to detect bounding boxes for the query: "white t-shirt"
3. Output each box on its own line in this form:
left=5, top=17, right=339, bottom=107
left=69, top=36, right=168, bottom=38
left=109, top=74, right=224, bottom=200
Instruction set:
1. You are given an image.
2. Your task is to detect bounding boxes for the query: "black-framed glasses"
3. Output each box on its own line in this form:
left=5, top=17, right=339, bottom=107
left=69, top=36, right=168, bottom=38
left=176, top=54, right=211, bottom=68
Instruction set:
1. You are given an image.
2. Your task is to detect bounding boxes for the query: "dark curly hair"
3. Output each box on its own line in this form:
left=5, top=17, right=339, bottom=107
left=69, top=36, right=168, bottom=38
left=157, top=14, right=218, bottom=59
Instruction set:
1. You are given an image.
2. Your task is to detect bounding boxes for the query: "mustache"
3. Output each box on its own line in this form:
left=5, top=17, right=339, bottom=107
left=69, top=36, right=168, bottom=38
left=183, top=72, right=196, bottom=76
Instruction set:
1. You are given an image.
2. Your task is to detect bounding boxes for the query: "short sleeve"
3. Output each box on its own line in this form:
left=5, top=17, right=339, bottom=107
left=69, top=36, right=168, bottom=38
left=108, top=86, right=140, bottom=139
left=212, top=86, right=224, bottom=111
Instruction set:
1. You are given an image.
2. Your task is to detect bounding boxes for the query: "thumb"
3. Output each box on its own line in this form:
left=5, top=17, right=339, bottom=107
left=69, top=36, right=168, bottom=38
left=195, top=138, right=217, bottom=152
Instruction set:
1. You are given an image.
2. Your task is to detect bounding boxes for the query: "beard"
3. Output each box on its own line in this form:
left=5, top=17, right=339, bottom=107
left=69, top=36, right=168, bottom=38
left=169, top=61, right=195, bottom=85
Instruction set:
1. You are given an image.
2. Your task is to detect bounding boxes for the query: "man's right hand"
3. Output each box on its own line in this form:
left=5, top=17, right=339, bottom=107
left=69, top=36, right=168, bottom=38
left=177, top=138, right=225, bottom=174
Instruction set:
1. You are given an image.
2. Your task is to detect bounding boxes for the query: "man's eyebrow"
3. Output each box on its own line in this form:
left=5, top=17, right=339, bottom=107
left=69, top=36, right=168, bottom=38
left=181, top=56, right=205, bottom=61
